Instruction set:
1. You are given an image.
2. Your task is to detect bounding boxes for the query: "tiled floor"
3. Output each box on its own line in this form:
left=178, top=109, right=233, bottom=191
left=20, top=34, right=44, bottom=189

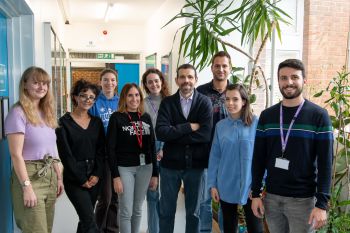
left=52, top=191, right=188, bottom=233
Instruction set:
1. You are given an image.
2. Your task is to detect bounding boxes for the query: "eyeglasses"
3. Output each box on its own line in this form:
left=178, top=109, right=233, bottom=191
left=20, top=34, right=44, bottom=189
left=78, top=94, right=96, bottom=102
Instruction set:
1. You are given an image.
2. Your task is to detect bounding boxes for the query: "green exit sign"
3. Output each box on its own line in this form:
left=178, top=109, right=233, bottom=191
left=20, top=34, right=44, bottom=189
left=96, top=53, right=115, bottom=59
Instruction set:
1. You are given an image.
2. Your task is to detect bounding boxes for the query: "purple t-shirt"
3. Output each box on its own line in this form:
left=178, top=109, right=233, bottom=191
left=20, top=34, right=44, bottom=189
left=4, top=106, right=59, bottom=160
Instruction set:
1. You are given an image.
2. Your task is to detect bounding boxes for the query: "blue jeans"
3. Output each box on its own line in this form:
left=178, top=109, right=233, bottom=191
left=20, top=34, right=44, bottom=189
left=147, top=187, right=160, bottom=233
left=264, top=192, right=315, bottom=233
left=200, top=169, right=224, bottom=233
left=199, top=169, right=212, bottom=233
left=146, top=141, right=162, bottom=233
left=159, top=167, right=204, bottom=233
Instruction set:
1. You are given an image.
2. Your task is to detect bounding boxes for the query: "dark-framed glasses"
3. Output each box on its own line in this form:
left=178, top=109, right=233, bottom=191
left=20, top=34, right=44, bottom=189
left=79, top=94, right=96, bottom=102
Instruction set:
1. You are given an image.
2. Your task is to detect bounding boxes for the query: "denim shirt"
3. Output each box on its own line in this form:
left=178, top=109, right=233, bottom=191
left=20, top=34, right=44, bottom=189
left=207, top=115, right=258, bottom=205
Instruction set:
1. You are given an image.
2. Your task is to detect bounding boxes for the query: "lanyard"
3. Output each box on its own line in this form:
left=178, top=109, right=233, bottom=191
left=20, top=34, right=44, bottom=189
left=127, top=112, right=143, bottom=149
left=147, top=97, right=158, bottom=116
left=279, top=100, right=305, bottom=156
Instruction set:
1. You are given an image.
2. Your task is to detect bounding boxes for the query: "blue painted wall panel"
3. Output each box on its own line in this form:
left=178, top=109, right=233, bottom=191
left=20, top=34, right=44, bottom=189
left=115, top=63, right=140, bottom=95
left=0, top=13, right=8, bottom=97
left=0, top=12, right=13, bottom=233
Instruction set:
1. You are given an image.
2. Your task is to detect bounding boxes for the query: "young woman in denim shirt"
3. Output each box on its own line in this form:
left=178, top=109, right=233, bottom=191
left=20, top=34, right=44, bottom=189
left=207, top=84, right=263, bottom=233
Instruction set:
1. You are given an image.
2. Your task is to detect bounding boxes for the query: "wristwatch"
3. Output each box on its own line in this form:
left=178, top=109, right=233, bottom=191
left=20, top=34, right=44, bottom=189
left=22, top=179, right=31, bottom=188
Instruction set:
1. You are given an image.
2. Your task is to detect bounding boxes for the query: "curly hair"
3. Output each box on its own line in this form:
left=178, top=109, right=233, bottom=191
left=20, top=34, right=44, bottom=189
left=71, top=79, right=100, bottom=106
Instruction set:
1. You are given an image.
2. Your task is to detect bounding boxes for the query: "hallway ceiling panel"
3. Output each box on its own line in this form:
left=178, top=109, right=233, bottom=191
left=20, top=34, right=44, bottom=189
left=65, top=0, right=166, bottom=24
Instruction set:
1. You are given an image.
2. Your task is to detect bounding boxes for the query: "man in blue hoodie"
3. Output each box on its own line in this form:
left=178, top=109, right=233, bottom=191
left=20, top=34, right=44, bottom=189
left=90, top=68, right=119, bottom=233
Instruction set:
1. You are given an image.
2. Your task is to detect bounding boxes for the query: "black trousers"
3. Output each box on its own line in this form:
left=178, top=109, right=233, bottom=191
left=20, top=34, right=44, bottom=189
left=64, top=178, right=101, bottom=233
left=220, top=198, right=263, bottom=233
left=95, top=161, right=119, bottom=233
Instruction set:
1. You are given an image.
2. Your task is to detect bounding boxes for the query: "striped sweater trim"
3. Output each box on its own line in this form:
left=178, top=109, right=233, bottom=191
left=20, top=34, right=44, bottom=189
left=256, top=127, right=333, bottom=140
left=257, top=123, right=332, bottom=132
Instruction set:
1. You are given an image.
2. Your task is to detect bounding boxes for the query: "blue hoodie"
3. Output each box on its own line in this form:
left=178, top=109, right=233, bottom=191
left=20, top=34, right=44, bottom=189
left=89, top=92, right=119, bottom=133
left=207, top=115, right=258, bottom=205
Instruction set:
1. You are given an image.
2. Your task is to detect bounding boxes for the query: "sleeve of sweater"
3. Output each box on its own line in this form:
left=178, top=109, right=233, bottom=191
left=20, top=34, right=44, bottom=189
left=146, top=114, right=159, bottom=177
left=155, top=98, right=193, bottom=142
left=107, top=113, right=120, bottom=178
left=176, top=96, right=213, bottom=144
left=207, top=125, right=221, bottom=189
left=251, top=111, right=268, bottom=198
left=92, top=118, right=106, bottom=179
left=314, top=109, right=333, bottom=210
left=56, top=118, right=87, bottom=185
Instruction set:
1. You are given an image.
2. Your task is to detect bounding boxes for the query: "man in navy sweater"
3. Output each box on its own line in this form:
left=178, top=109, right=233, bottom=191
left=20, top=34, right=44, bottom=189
left=251, top=59, right=333, bottom=232
left=156, top=63, right=213, bottom=233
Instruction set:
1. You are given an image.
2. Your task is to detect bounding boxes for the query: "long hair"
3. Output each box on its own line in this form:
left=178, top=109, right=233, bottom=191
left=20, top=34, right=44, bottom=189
left=142, top=68, right=170, bottom=98
left=118, top=83, right=144, bottom=114
left=17, top=66, right=57, bottom=128
left=226, top=84, right=253, bottom=126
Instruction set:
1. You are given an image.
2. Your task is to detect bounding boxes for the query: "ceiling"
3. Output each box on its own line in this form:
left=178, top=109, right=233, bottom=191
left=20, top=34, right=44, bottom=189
left=60, top=0, right=167, bottom=25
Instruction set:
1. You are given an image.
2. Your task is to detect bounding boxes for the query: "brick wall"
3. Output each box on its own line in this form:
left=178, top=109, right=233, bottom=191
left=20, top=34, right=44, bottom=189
left=71, top=68, right=103, bottom=86
left=303, top=0, right=350, bottom=107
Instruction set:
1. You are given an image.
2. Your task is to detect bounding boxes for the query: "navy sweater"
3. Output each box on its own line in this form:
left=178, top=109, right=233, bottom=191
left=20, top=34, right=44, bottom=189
left=251, top=100, right=333, bottom=210
left=156, top=90, right=213, bottom=169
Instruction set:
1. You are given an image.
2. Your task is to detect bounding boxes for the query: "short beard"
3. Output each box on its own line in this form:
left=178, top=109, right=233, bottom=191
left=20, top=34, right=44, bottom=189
left=280, top=86, right=303, bottom=99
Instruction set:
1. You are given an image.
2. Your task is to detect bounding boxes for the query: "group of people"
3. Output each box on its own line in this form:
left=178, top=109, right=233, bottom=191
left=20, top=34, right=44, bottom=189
left=4, top=51, right=333, bottom=233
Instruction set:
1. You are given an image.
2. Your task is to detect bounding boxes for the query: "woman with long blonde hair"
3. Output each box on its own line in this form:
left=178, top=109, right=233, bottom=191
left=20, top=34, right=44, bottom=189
left=5, top=66, right=63, bottom=233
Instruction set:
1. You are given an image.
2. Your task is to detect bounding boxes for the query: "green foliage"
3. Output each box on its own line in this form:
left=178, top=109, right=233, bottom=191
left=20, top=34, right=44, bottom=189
left=230, top=66, right=257, bottom=103
left=235, top=0, right=291, bottom=45
left=314, top=68, right=350, bottom=232
left=163, top=0, right=291, bottom=71
left=317, top=185, right=350, bottom=233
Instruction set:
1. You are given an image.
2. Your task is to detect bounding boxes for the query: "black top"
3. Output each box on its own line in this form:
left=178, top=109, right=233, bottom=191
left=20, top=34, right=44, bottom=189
left=107, top=111, right=158, bottom=178
left=156, top=89, right=213, bottom=170
left=251, top=100, right=333, bottom=210
left=197, top=80, right=229, bottom=127
left=56, top=112, right=105, bottom=185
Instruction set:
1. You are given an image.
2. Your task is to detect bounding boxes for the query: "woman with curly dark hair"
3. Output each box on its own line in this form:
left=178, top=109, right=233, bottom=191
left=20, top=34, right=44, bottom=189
left=56, top=79, right=105, bottom=233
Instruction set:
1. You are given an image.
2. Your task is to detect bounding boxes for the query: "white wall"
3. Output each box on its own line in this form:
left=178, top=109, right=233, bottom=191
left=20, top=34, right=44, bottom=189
left=25, top=0, right=66, bottom=67
left=64, top=22, right=146, bottom=53
left=144, top=0, right=186, bottom=92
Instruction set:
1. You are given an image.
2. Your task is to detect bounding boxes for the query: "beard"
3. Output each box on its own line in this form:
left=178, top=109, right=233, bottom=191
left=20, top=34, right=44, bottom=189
left=279, top=85, right=303, bottom=99
left=180, top=82, right=194, bottom=93
left=213, top=73, right=227, bottom=81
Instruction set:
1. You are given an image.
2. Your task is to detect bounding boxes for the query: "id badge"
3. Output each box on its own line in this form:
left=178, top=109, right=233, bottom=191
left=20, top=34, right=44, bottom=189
left=275, top=157, right=289, bottom=170
left=140, top=153, right=146, bottom=166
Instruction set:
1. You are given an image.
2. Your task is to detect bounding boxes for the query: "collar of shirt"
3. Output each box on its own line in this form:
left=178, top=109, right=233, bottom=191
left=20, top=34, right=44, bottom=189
left=210, top=80, right=230, bottom=95
left=179, top=91, right=194, bottom=102
left=179, top=91, right=194, bottom=118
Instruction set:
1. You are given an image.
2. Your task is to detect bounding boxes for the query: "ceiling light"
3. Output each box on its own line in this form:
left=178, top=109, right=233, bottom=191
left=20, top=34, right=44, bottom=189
left=104, top=3, right=114, bottom=22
